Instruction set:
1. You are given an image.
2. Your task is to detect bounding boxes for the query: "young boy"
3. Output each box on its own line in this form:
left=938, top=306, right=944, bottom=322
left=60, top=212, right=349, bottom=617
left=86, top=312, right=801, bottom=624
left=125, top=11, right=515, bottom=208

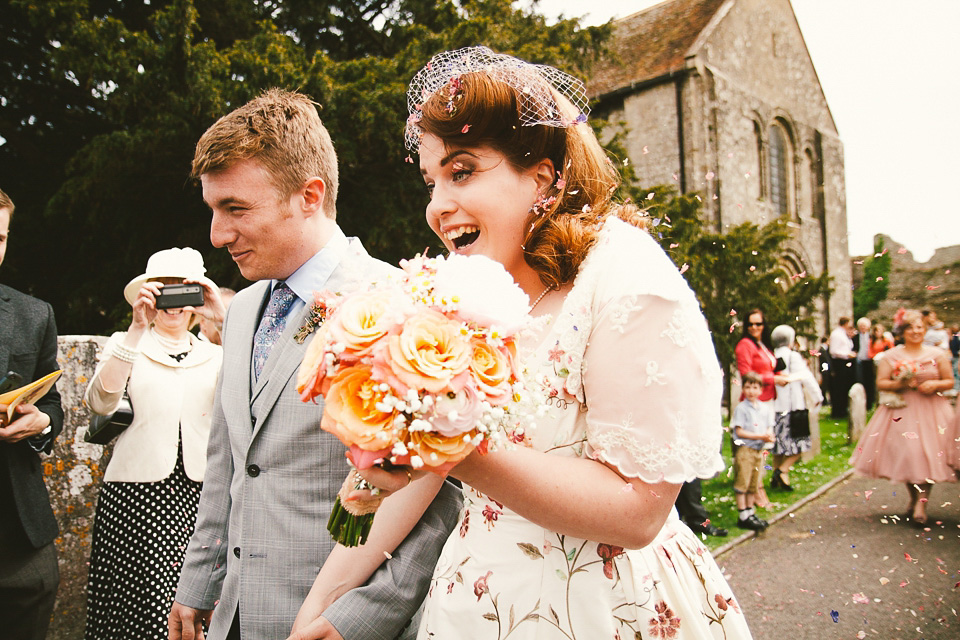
left=731, top=372, right=775, bottom=530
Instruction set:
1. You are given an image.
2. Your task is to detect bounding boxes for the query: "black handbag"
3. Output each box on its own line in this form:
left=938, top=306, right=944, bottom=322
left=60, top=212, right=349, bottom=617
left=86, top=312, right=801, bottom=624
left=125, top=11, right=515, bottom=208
left=788, top=408, right=810, bottom=439
left=85, top=393, right=134, bottom=445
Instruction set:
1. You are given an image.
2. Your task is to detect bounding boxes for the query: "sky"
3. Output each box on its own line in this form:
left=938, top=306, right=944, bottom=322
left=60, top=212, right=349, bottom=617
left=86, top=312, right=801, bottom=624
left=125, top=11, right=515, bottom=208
left=529, top=0, right=960, bottom=262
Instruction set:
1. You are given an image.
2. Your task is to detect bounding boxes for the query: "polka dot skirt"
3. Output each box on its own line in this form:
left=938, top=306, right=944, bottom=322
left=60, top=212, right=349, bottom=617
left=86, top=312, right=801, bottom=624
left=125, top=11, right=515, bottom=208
left=84, top=440, right=202, bottom=639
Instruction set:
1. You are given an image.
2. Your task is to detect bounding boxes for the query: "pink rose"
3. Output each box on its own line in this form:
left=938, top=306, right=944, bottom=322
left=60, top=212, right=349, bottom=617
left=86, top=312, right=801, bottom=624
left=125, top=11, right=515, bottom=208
left=427, top=384, right=485, bottom=437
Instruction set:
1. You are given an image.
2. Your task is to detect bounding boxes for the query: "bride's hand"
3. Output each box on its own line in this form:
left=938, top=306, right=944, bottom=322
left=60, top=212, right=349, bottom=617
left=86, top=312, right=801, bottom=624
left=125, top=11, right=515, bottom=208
left=350, top=464, right=420, bottom=501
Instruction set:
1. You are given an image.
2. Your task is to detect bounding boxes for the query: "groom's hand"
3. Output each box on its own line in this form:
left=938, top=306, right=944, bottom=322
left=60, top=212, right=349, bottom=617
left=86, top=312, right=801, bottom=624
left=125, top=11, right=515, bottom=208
left=168, top=601, right=212, bottom=640
left=286, top=615, right=345, bottom=640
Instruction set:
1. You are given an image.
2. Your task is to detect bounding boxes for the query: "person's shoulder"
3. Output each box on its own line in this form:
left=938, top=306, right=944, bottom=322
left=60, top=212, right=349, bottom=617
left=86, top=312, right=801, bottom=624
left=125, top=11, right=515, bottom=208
left=0, top=283, right=53, bottom=315
left=342, top=237, right=400, bottom=278
left=588, top=215, right=696, bottom=301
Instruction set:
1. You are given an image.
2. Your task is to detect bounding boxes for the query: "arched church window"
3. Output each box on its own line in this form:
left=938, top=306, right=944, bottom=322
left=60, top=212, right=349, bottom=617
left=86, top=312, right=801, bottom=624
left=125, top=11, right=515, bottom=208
left=768, top=123, right=789, bottom=217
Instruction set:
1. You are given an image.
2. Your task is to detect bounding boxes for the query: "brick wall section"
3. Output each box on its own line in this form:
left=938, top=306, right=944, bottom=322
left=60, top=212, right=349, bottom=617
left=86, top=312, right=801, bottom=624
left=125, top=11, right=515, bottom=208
left=591, top=0, right=853, bottom=334
left=45, top=335, right=109, bottom=640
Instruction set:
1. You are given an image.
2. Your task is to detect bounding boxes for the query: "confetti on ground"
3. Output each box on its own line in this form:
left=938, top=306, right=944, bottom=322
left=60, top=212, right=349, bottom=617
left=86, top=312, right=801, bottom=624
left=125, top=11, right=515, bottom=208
left=830, top=610, right=839, bottom=623
left=852, top=593, right=869, bottom=604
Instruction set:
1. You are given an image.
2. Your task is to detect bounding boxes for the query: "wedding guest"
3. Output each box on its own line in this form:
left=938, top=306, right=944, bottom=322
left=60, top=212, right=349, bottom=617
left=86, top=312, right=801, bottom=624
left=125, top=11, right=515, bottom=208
left=867, top=323, right=893, bottom=359
left=853, top=317, right=875, bottom=409
left=297, top=46, right=752, bottom=639
left=731, top=373, right=774, bottom=530
left=850, top=310, right=959, bottom=526
left=735, top=309, right=786, bottom=405
left=83, top=248, right=225, bottom=639
left=828, top=317, right=857, bottom=418
left=0, top=187, right=64, bottom=640
left=675, top=479, right=728, bottom=538
left=921, top=309, right=948, bottom=349
left=950, top=324, right=960, bottom=392
left=770, top=325, right=823, bottom=491
left=170, top=89, right=459, bottom=640
left=817, top=335, right=832, bottom=406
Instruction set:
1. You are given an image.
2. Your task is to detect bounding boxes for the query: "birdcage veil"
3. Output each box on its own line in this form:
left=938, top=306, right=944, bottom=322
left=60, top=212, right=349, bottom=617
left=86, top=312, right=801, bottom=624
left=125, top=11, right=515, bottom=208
left=404, top=46, right=590, bottom=151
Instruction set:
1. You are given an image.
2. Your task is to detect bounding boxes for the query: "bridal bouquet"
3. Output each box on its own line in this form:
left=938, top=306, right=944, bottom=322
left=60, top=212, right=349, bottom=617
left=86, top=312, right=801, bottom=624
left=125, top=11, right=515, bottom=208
left=297, top=253, right=534, bottom=546
left=880, top=360, right=920, bottom=409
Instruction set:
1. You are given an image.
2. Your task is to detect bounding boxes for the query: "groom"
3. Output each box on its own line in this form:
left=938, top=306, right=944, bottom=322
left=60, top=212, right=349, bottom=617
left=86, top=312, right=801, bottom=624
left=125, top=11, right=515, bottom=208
left=169, top=89, right=460, bottom=640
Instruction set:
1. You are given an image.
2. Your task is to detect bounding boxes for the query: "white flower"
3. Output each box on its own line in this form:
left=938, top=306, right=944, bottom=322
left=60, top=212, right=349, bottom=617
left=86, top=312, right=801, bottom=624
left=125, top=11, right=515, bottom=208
left=431, top=254, right=530, bottom=331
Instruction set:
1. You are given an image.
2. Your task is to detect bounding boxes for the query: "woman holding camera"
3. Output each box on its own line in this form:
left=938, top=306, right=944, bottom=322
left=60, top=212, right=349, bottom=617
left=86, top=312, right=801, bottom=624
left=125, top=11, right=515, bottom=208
left=83, top=247, right=224, bottom=639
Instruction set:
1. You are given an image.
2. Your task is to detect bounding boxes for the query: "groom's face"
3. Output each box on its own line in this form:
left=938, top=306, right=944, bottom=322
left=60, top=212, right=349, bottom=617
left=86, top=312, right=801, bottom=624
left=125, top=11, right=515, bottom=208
left=0, top=206, right=8, bottom=269
left=203, top=158, right=306, bottom=281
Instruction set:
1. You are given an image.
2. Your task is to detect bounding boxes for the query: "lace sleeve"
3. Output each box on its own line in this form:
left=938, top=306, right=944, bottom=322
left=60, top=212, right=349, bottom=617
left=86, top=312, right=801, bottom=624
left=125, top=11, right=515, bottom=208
left=546, top=217, right=725, bottom=484
left=581, top=289, right=726, bottom=484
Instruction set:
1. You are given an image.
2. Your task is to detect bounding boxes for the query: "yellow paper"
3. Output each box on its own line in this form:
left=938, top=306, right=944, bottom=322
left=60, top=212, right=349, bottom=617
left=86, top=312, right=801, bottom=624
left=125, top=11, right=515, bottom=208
left=0, top=370, right=63, bottom=421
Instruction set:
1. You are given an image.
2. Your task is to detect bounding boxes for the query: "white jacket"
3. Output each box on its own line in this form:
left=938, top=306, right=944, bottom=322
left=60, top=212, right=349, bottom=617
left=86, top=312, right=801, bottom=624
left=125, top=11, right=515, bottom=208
left=85, top=330, right=222, bottom=482
left=772, top=346, right=823, bottom=414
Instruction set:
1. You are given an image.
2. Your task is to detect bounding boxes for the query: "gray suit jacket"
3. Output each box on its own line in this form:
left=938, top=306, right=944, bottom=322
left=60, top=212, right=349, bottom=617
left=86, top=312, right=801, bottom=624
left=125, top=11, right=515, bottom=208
left=175, top=239, right=460, bottom=639
left=0, top=284, right=63, bottom=549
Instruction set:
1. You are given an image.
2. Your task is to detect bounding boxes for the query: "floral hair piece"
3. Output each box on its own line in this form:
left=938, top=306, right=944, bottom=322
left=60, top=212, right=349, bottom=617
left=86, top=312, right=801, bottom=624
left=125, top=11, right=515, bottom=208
left=405, top=46, right=590, bottom=151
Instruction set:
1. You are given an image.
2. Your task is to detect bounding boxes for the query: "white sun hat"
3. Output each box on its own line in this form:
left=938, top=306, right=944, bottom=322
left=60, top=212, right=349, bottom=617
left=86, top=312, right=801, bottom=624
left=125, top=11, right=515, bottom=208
left=123, top=247, right=216, bottom=305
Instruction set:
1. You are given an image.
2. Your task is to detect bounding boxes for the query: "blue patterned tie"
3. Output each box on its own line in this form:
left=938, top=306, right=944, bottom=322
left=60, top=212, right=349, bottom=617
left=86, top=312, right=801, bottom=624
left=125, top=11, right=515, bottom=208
left=253, top=282, right=297, bottom=380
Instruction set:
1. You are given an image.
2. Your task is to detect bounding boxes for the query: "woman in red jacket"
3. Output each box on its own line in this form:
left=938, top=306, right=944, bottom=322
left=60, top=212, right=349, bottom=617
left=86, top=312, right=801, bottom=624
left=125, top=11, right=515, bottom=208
left=736, top=309, right=787, bottom=402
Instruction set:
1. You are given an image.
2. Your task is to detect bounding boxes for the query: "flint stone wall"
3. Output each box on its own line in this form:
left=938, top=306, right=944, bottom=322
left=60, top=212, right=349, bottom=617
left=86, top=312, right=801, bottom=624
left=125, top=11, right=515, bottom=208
left=46, top=335, right=109, bottom=640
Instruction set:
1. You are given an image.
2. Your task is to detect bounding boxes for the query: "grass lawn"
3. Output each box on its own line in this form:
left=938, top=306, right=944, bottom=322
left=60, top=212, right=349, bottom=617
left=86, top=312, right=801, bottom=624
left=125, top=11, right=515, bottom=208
left=698, top=408, right=862, bottom=550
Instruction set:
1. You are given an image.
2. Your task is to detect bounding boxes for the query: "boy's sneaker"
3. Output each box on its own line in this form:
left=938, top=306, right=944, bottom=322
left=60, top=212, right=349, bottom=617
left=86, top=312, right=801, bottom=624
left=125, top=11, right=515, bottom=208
left=736, top=514, right=768, bottom=531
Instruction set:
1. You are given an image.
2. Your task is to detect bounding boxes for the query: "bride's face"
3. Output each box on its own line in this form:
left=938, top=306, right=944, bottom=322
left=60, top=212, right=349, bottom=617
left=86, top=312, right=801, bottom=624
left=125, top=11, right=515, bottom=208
left=419, top=134, right=551, bottom=283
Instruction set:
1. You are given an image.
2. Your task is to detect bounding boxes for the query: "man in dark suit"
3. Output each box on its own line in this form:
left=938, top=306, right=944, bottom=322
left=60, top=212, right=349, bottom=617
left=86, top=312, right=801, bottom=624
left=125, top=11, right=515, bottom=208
left=0, top=187, right=64, bottom=640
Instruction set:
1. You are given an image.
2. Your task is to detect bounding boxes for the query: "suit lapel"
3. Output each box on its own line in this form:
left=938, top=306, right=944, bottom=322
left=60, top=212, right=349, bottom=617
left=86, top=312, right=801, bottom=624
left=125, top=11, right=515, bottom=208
left=222, top=282, right=267, bottom=447
left=250, top=304, right=312, bottom=437
left=0, top=289, right=12, bottom=372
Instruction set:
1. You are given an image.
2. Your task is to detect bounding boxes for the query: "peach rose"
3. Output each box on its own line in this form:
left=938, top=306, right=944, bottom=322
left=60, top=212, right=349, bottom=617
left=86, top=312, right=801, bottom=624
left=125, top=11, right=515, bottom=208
left=469, top=338, right=515, bottom=404
left=321, top=364, right=398, bottom=452
left=326, top=289, right=405, bottom=358
left=385, top=309, right=472, bottom=393
left=408, top=427, right=479, bottom=470
left=297, top=325, right=331, bottom=402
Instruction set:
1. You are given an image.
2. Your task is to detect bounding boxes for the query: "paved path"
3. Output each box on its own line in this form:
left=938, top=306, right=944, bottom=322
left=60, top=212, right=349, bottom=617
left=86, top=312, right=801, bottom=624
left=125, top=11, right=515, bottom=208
left=717, top=473, right=960, bottom=639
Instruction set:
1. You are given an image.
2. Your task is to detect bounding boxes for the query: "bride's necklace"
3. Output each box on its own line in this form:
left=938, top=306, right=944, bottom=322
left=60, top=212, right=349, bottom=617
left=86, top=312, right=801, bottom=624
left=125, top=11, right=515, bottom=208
left=151, top=327, right=192, bottom=355
left=530, top=285, right=555, bottom=311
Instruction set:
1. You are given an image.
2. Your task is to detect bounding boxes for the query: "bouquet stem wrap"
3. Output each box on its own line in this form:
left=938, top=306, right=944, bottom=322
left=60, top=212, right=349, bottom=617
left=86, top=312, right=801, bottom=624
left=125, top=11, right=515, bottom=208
left=328, top=471, right=383, bottom=547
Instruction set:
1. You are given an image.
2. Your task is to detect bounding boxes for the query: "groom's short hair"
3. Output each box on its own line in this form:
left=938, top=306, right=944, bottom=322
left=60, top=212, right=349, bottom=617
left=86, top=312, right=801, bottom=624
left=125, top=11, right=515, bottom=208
left=191, top=88, right=339, bottom=217
left=0, top=187, right=13, bottom=217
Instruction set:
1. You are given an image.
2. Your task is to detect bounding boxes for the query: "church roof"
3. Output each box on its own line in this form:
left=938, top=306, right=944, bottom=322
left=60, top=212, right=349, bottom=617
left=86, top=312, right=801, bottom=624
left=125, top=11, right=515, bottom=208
left=588, top=0, right=728, bottom=98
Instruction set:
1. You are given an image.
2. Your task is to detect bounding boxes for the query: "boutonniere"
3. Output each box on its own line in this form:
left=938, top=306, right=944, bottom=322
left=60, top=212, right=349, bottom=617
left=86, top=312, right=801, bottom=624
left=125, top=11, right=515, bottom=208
left=294, top=295, right=330, bottom=344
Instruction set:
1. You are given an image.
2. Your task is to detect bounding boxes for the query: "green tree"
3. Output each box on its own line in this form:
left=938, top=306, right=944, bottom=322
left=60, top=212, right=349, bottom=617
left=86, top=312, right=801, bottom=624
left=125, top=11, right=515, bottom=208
left=853, top=237, right=890, bottom=319
left=0, top=0, right=609, bottom=333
